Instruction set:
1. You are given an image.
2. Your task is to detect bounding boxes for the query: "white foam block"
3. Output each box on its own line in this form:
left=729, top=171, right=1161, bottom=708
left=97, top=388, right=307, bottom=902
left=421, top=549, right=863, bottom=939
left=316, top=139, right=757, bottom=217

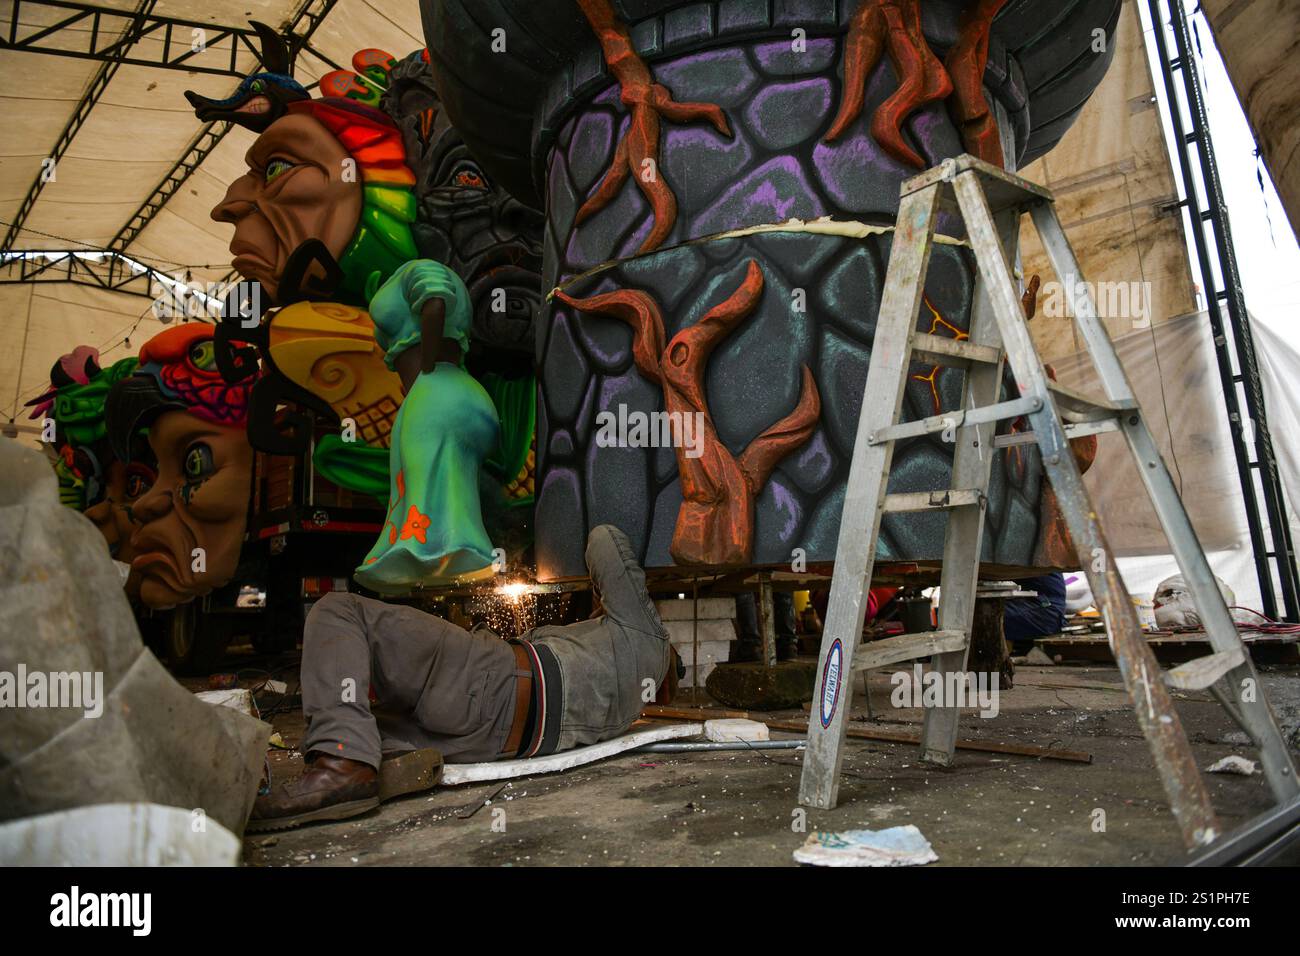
left=704, top=718, right=770, bottom=742
left=440, top=722, right=705, bottom=785
left=656, top=597, right=737, bottom=621
left=664, top=619, right=736, bottom=644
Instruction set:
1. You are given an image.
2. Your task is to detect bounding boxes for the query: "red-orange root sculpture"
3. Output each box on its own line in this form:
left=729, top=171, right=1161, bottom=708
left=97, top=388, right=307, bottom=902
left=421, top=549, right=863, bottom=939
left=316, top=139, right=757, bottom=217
left=826, top=0, right=951, bottom=166
left=828, top=0, right=1009, bottom=169
left=556, top=260, right=821, bottom=566
left=945, top=0, right=1011, bottom=166
left=575, top=0, right=732, bottom=255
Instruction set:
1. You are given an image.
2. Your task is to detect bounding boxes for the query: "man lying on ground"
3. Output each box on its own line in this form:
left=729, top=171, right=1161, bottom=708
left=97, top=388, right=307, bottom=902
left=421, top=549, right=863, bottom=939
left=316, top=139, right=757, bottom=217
left=249, top=524, right=670, bottom=831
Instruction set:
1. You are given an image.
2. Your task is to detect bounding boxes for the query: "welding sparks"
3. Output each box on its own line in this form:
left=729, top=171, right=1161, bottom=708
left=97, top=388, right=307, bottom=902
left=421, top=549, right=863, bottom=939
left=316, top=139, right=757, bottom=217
left=459, top=574, right=571, bottom=638
left=498, top=582, right=531, bottom=603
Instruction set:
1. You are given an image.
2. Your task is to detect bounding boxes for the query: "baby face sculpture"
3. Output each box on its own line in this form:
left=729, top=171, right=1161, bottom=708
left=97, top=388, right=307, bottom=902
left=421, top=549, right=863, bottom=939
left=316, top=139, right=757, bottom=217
left=106, top=326, right=256, bottom=610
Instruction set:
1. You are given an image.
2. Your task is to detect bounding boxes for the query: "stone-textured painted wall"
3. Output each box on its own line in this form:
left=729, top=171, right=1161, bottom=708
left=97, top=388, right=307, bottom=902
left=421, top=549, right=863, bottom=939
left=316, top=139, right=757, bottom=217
left=424, top=1, right=1122, bottom=579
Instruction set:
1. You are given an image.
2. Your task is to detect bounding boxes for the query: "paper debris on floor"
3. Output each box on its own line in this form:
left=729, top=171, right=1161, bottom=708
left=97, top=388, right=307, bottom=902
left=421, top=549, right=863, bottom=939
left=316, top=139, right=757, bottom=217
left=195, top=688, right=257, bottom=717
left=794, top=825, right=939, bottom=867
left=1025, top=646, right=1056, bottom=666
left=1205, top=755, right=1258, bottom=775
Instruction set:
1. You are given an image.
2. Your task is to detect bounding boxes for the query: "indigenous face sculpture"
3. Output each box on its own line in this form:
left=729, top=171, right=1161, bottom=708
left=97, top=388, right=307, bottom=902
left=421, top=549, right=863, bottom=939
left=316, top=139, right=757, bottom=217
left=106, top=326, right=257, bottom=610
left=212, top=111, right=364, bottom=304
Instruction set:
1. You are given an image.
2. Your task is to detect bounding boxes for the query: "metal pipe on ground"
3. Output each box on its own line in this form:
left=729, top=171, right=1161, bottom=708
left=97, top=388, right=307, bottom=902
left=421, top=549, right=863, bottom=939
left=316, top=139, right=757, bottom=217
left=633, top=740, right=807, bottom=753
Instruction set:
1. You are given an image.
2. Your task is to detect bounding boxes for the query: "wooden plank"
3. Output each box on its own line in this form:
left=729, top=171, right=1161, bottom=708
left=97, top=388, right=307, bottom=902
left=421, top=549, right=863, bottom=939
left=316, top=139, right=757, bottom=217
left=641, top=704, right=750, bottom=721
left=769, top=719, right=1091, bottom=764
left=642, top=706, right=1092, bottom=764
left=850, top=630, right=967, bottom=672
left=883, top=489, right=982, bottom=514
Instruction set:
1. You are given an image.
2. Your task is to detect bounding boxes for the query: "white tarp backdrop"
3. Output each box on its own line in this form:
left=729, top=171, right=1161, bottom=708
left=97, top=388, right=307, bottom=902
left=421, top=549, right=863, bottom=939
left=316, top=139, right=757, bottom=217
left=1060, top=307, right=1300, bottom=613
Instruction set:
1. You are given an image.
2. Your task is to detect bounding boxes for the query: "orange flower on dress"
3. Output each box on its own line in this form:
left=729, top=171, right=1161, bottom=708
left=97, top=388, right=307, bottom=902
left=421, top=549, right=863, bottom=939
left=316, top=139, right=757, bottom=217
left=399, top=505, right=431, bottom=544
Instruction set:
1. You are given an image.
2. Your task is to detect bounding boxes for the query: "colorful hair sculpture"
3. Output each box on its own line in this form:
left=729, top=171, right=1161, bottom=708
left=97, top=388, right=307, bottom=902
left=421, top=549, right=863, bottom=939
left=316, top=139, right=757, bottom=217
left=284, top=98, right=419, bottom=304
left=25, top=347, right=141, bottom=511
left=136, top=324, right=255, bottom=427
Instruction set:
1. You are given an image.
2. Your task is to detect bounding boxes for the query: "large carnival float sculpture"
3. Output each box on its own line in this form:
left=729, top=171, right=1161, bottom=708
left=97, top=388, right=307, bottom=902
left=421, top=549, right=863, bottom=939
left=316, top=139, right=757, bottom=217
left=103, top=325, right=258, bottom=609
left=423, top=0, right=1113, bottom=580
left=195, top=28, right=546, bottom=593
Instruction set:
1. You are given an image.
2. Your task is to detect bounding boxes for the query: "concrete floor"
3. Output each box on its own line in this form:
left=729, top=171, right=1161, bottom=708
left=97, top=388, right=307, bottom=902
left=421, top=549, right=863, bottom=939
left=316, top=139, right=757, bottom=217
left=243, top=662, right=1300, bottom=867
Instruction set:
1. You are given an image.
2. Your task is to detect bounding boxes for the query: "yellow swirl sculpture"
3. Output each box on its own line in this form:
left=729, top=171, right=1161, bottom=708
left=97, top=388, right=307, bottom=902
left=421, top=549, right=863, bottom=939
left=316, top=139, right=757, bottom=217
left=267, top=301, right=404, bottom=447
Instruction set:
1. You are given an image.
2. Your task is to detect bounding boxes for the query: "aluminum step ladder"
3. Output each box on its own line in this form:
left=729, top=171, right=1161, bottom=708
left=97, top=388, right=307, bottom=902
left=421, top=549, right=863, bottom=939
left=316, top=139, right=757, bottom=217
left=797, top=154, right=1299, bottom=851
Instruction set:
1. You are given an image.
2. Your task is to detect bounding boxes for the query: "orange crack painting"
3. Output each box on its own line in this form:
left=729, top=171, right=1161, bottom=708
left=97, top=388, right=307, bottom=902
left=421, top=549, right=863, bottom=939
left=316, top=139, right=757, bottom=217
left=911, top=296, right=968, bottom=416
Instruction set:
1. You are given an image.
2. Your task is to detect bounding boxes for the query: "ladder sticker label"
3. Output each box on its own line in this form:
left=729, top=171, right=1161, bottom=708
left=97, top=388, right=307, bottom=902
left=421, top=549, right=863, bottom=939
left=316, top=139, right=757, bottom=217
left=819, top=639, right=843, bottom=728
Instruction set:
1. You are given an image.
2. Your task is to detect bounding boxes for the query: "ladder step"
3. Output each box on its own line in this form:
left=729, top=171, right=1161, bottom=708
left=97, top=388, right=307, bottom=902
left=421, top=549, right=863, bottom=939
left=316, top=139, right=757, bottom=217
left=1046, top=380, right=1136, bottom=423
left=901, top=153, right=1052, bottom=213
left=883, top=489, right=983, bottom=513
left=869, top=396, right=1040, bottom=446
left=911, top=332, right=1002, bottom=368
left=1164, top=648, right=1246, bottom=691
left=852, top=630, right=968, bottom=672
left=992, top=418, right=1121, bottom=448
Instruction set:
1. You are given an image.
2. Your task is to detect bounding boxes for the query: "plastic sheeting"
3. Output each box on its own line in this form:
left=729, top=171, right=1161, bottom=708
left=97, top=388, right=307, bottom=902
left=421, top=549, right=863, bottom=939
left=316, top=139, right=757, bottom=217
left=1020, top=0, right=1197, bottom=366
left=1050, top=307, right=1300, bottom=612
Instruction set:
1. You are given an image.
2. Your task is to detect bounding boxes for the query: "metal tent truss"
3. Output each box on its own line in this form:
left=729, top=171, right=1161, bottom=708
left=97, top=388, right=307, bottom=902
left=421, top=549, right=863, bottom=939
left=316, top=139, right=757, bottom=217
left=1, top=0, right=341, bottom=257
left=0, top=249, right=227, bottom=318
left=1, top=0, right=159, bottom=252
left=5, top=0, right=273, bottom=77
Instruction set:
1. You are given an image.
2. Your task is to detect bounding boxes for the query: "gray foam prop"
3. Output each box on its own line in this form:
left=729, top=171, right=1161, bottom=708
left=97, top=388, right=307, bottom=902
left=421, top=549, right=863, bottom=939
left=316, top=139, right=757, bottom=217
left=0, top=439, right=268, bottom=837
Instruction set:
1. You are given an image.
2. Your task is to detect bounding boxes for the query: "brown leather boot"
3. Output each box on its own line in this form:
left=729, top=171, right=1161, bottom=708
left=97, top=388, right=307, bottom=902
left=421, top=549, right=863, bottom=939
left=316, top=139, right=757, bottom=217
left=246, top=753, right=379, bottom=833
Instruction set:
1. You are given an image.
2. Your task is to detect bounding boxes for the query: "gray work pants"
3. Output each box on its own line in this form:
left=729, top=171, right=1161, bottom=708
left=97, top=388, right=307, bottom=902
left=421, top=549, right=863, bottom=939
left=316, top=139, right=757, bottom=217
left=300, top=594, right=520, bottom=767
left=299, top=525, right=669, bottom=767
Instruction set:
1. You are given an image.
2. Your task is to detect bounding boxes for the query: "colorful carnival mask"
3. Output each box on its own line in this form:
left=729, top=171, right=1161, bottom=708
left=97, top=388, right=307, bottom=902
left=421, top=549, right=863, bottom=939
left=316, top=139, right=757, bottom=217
left=105, top=326, right=256, bottom=609
left=26, top=347, right=154, bottom=585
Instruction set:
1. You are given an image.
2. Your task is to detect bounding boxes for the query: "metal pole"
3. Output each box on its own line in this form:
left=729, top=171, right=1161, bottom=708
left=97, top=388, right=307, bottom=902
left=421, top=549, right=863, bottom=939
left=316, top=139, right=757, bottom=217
left=1145, top=0, right=1300, bottom=620
left=634, top=740, right=806, bottom=753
